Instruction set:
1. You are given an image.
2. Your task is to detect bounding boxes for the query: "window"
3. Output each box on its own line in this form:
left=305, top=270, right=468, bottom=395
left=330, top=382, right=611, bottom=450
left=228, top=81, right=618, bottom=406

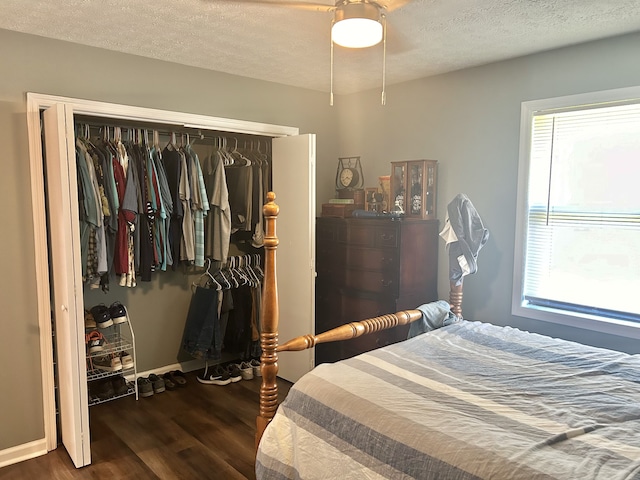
left=513, top=86, right=640, bottom=336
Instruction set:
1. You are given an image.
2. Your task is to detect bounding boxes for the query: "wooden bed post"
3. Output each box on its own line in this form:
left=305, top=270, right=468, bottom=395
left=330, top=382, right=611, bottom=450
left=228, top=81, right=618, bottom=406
left=449, top=279, right=463, bottom=318
left=256, top=192, right=279, bottom=450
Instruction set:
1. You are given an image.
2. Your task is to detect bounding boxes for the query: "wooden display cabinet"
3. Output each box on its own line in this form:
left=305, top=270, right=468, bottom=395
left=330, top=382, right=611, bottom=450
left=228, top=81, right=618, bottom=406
left=390, top=160, right=438, bottom=219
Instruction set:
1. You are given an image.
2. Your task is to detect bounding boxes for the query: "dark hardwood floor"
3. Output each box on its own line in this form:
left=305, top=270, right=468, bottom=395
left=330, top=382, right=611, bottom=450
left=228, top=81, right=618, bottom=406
left=0, top=372, right=292, bottom=480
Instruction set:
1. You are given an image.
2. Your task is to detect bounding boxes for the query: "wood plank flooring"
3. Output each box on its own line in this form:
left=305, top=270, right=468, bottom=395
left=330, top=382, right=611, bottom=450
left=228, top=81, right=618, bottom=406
left=0, top=372, right=292, bottom=480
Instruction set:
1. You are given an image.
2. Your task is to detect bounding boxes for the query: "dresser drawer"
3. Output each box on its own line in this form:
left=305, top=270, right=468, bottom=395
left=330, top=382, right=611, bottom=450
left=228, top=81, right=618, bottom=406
left=348, top=225, right=399, bottom=248
left=345, top=247, right=396, bottom=271
left=344, top=269, right=397, bottom=295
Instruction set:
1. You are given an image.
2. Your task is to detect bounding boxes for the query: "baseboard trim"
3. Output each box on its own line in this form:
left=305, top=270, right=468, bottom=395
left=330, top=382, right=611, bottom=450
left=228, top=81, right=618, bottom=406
left=0, top=438, right=48, bottom=469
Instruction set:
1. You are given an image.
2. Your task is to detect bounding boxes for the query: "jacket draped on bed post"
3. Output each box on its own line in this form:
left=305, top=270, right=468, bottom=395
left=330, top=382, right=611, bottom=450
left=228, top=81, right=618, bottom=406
left=440, top=193, right=489, bottom=318
left=256, top=192, right=280, bottom=450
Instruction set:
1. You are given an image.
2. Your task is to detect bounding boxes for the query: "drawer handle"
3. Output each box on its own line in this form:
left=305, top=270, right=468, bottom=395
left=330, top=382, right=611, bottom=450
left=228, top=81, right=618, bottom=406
left=381, top=257, right=393, bottom=266
left=380, top=233, right=394, bottom=241
left=381, top=279, right=393, bottom=287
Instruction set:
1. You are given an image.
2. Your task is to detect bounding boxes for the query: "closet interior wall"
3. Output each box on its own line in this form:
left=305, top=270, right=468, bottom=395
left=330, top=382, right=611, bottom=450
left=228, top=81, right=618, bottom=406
left=75, top=115, right=273, bottom=375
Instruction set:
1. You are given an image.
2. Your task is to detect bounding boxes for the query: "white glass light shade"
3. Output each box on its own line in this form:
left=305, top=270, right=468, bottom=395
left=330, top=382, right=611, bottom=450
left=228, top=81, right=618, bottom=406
left=332, top=17, right=383, bottom=48
left=331, top=2, right=383, bottom=49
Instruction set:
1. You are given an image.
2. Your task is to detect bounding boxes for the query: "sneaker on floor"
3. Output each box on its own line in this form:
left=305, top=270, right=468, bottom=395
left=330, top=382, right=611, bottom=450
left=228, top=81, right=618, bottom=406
left=171, top=370, right=187, bottom=386
left=84, top=310, right=97, bottom=330
left=137, top=377, right=154, bottom=397
left=238, top=361, right=254, bottom=380
left=93, top=355, right=122, bottom=372
left=109, top=302, right=128, bottom=325
left=148, top=374, right=165, bottom=393
left=250, top=359, right=262, bottom=377
left=197, top=365, right=231, bottom=386
left=226, top=363, right=242, bottom=383
left=85, top=330, right=106, bottom=354
left=119, top=351, right=134, bottom=369
left=162, top=372, right=177, bottom=391
left=90, top=304, right=113, bottom=329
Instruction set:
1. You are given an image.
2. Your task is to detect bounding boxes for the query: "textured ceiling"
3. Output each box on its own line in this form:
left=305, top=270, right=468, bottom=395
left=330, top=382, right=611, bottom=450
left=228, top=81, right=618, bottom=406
left=1, top=0, right=640, bottom=94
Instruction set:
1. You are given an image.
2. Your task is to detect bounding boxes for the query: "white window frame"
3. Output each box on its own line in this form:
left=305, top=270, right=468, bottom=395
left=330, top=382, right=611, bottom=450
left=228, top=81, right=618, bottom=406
left=512, top=85, right=640, bottom=339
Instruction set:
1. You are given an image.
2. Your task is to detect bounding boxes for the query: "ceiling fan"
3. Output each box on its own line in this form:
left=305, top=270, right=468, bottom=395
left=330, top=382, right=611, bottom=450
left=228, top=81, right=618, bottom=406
left=229, top=0, right=412, bottom=48
left=224, top=0, right=414, bottom=104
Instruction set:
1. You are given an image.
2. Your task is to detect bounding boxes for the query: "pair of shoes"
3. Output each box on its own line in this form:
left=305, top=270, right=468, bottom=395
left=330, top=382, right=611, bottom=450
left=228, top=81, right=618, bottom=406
left=85, top=330, right=106, bottom=354
left=90, top=378, right=114, bottom=401
left=111, top=375, right=129, bottom=396
left=89, top=376, right=129, bottom=401
left=226, top=363, right=242, bottom=383
left=197, top=365, right=231, bottom=386
left=148, top=374, right=165, bottom=393
left=137, top=377, right=154, bottom=398
left=109, top=302, right=128, bottom=325
left=92, top=355, right=122, bottom=372
left=238, top=361, right=254, bottom=380
left=119, top=351, right=134, bottom=369
left=90, top=304, right=113, bottom=329
left=84, top=310, right=97, bottom=330
left=250, top=359, right=262, bottom=377
left=170, top=370, right=187, bottom=386
left=162, top=372, right=177, bottom=390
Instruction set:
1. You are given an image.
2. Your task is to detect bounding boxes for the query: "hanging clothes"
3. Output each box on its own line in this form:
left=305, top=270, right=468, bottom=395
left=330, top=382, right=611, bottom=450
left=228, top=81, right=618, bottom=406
left=203, top=149, right=231, bottom=264
left=72, top=124, right=270, bottom=291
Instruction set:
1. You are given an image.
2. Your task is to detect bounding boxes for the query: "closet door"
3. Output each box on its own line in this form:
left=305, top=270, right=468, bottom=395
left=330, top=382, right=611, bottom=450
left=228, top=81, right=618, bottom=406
left=272, top=134, right=316, bottom=382
left=42, top=104, right=91, bottom=467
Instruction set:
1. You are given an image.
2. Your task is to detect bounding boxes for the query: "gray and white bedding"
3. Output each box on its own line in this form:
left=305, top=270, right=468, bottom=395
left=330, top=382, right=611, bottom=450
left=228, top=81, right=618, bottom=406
left=256, top=320, right=640, bottom=479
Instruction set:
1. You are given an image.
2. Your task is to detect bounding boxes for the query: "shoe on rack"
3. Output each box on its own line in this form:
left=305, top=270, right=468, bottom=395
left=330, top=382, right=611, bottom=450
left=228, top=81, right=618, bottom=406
left=109, top=302, right=128, bottom=325
left=197, top=365, right=231, bottom=386
left=162, top=372, right=177, bottom=391
left=93, top=355, right=122, bottom=372
left=84, top=310, right=97, bottom=330
left=119, top=351, right=134, bottom=370
left=238, top=361, right=254, bottom=380
left=85, top=330, right=106, bottom=354
left=137, top=377, right=154, bottom=398
left=92, top=378, right=115, bottom=400
left=171, top=370, right=187, bottom=387
left=148, top=374, right=166, bottom=394
left=112, top=375, right=129, bottom=396
left=226, top=363, right=242, bottom=383
left=90, top=304, right=113, bottom=329
left=250, top=359, right=262, bottom=377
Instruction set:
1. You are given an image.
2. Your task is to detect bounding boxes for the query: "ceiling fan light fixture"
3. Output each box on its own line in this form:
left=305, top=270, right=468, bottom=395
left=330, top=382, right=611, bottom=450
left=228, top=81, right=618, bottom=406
left=332, top=2, right=383, bottom=48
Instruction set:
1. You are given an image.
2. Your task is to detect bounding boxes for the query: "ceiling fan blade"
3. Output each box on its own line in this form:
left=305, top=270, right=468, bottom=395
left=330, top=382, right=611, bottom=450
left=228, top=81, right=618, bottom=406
left=220, top=0, right=336, bottom=12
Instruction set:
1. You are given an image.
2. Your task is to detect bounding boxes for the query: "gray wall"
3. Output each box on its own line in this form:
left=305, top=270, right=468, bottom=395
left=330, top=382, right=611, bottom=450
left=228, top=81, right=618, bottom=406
left=0, top=28, right=337, bottom=452
left=335, top=31, right=640, bottom=352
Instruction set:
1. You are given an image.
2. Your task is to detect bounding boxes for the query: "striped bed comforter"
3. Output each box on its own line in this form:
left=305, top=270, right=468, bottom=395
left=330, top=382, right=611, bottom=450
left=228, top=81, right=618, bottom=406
left=256, top=321, right=640, bottom=479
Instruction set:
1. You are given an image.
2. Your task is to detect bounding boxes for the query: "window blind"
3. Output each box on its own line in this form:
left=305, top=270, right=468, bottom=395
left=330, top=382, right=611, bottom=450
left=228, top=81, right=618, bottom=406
left=523, top=102, right=640, bottom=320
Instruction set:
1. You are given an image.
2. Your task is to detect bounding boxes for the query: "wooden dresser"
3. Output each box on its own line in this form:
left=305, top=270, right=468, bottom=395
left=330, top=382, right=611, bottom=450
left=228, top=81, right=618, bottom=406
left=315, top=216, right=439, bottom=364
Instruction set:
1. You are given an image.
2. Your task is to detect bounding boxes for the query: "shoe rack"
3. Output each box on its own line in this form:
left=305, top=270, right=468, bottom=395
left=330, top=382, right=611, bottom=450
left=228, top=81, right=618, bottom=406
left=85, top=305, right=139, bottom=406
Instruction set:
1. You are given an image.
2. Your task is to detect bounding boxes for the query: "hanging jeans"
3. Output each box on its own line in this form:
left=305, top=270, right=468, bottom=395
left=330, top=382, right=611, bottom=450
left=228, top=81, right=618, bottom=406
left=181, top=286, right=222, bottom=360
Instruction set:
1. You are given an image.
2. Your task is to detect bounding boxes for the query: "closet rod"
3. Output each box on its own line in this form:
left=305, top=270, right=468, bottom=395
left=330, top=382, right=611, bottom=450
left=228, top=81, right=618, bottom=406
left=75, top=120, right=271, bottom=144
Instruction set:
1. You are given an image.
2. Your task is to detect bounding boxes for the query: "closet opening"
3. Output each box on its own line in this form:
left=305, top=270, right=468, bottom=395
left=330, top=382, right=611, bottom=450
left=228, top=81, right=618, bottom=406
left=29, top=93, right=315, bottom=468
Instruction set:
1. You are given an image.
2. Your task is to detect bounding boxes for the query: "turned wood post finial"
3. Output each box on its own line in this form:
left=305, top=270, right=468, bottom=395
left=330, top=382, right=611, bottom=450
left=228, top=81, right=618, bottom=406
left=256, top=192, right=279, bottom=450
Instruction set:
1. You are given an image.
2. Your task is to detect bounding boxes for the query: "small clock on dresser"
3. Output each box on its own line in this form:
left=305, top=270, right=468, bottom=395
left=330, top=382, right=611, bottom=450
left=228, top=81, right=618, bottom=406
left=335, top=156, right=364, bottom=201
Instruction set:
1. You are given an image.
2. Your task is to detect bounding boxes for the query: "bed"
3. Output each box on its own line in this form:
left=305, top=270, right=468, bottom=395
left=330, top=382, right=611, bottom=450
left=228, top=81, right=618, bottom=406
left=254, top=193, right=640, bottom=479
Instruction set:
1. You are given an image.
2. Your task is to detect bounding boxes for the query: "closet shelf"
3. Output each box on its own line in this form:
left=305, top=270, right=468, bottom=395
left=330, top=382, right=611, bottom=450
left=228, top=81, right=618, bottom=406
left=86, top=365, right=135, bottom=382
left=88, top=381, right=136, bottom=407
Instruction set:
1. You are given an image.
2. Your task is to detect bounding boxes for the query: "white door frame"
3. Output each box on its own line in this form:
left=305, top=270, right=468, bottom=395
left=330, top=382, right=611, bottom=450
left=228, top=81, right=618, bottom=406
left=26, top=92, right=300, bottom=452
